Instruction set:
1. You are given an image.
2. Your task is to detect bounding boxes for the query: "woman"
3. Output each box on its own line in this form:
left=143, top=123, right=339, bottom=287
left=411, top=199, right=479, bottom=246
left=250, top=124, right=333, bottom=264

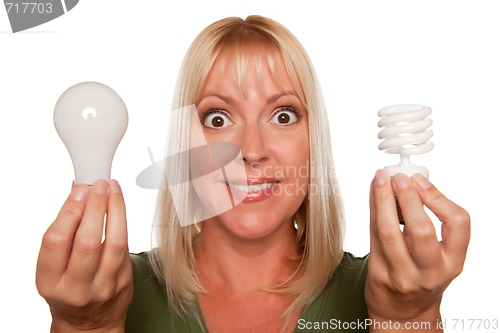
left=36, top=16, right=470, bottom=333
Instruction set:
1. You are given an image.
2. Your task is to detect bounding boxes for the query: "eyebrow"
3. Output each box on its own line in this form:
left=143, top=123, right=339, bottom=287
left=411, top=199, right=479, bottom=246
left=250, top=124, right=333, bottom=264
left=268, top=91, right=299, bottom=103
left=198, top=93, right=235, bottom=105
left=198, top=91, right=299, bottom=105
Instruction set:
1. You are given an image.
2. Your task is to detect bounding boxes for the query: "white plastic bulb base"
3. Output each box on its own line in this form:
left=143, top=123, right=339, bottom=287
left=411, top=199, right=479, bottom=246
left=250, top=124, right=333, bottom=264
left=384, top=164, right=429, bottom=179
left=54, top=81, right=128, bottom=185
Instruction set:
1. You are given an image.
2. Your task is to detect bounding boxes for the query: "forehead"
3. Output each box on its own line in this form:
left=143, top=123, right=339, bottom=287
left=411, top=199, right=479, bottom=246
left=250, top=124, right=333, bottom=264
left=200, top=46, right=295, bottom=99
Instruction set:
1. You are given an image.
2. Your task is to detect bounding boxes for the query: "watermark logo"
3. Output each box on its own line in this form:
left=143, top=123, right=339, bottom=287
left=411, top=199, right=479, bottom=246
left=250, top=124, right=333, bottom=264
left=3, top=0, right=79, bottom=33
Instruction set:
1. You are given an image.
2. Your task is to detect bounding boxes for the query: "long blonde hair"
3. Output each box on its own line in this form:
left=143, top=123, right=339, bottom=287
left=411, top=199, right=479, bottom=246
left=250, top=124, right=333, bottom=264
left=149, top=15, right=345, bottom=324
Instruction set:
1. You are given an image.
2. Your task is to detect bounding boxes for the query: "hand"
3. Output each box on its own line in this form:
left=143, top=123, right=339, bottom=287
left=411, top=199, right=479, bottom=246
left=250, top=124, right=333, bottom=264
left=36, top=180, right=133, bottom=333
left=366, top=170, right=470, bottom=331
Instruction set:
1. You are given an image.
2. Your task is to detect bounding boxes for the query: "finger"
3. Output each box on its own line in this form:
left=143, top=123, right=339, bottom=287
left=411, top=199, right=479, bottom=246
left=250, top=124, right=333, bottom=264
left=392, top=174, right=442, bottom=269
left=66, top=179, right=110, bottom=284
left=370, top=170, right=413, bottom=271
left=412, top=174, right=471, bottom=263
left=369, top=178, right=384, bottom=258
left=37, top=184, right=90, bottom=287
left=369, top=176, right=389, bottom=254
left=97, top=180, right=129, bottom=282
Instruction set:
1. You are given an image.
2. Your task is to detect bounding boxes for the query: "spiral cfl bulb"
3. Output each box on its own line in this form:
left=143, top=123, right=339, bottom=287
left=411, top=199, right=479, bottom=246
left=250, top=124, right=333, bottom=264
left=377, top=104, right=433, bottom=178
left=54, top=81, right=128, bottom=185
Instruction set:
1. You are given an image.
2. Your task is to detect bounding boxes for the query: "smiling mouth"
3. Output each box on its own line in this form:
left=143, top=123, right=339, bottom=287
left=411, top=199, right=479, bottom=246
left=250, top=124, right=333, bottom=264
left=226, top=181, right=278, bottom=192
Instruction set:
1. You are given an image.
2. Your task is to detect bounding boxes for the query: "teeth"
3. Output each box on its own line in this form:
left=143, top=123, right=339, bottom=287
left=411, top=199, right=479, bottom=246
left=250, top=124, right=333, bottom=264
left=228, top=182, right=276, bottom=192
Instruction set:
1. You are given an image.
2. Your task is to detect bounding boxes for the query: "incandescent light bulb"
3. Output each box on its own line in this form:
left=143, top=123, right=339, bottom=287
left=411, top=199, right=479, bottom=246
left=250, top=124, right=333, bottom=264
left=54, top=81, right=128, bottom=185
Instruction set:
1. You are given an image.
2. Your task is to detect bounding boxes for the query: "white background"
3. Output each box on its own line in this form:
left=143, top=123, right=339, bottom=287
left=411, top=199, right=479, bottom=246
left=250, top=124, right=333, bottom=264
left=1, top=0, right=499, bottom=331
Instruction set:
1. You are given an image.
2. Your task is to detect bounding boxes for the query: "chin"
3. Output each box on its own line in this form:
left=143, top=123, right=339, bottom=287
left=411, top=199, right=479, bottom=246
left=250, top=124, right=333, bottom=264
left=215, top=209, right=292, bottom=241
left=197, top=183, right=306, bottom=241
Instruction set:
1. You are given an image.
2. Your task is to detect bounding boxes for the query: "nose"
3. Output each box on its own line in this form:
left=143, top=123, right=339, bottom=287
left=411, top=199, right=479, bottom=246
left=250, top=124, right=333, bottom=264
left=238, top=123, right=269, bottom=166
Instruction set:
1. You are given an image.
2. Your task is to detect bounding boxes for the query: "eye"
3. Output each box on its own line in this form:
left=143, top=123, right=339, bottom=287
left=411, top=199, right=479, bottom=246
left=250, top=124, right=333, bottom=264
left=201, top=109, right=232, bottom=129
left=270, top=107, right=300, bottom=125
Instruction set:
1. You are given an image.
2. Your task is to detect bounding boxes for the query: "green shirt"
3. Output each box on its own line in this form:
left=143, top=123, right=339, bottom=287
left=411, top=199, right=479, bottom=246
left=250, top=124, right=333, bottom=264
left=125, top=252, right=369, bottom=332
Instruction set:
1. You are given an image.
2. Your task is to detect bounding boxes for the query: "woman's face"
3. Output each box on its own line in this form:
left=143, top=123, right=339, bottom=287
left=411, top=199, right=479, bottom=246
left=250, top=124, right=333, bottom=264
left=193, top=48, right=309, bottom=239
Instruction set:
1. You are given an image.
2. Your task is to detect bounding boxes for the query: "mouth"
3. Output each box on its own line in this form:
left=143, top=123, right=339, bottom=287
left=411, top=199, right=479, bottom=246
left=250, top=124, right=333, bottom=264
left=224, top=179, right=279, bottom=203
left=226, top=181, right=278, bottom=192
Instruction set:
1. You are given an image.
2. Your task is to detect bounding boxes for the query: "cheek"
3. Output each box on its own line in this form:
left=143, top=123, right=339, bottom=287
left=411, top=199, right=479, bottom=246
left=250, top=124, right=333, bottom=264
left=278, top=137, right=309, bottom=169
left=271, top=136, right=310, bottom=191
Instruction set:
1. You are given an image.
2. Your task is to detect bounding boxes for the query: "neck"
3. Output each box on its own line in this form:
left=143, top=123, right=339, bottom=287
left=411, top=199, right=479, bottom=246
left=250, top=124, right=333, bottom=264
left=193, top=219, right=301, bottom=293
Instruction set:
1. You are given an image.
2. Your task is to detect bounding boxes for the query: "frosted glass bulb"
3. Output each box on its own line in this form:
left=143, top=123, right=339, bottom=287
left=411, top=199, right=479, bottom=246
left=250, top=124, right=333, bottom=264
left=378, top=104, right=433, bottom=178
left=54, top=81, right=128, bottom=185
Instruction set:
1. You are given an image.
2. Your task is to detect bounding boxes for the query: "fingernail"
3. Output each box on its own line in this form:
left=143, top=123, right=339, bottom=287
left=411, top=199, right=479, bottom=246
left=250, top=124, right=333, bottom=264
left=92, top=180, right=109, bottom=195
left=71, top=185, right=87, bottom=201
left=376, top=169, right=387, bottom=186
left=413, top=173, right=431, bottom=190
left=109, top=180, right=121, bottom=194
left=394, top=174, right=410, bottom=190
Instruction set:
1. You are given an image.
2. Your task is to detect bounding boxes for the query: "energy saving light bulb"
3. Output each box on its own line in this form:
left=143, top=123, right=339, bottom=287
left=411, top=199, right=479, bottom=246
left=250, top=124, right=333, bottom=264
left=378, top=104, right=433, bottom=177
left=54, top=81, right=128, bottom=185
left=377, top=104, right=434, bottom=223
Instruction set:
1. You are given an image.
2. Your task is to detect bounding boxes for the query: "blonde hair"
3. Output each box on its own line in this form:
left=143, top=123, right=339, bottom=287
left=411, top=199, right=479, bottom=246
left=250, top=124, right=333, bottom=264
left=149, top=15, right=345, bottom=325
